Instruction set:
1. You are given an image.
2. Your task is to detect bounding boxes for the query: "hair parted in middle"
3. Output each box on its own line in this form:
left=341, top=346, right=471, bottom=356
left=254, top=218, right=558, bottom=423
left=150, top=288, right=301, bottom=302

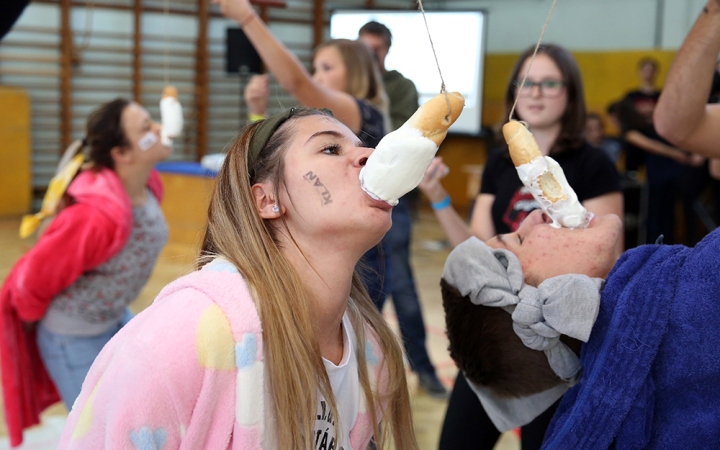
left=199, top=107, right=417, bottom=450
left=504, top=43, right=587, bottom=157
left=313, top=38, right=391, bottom=133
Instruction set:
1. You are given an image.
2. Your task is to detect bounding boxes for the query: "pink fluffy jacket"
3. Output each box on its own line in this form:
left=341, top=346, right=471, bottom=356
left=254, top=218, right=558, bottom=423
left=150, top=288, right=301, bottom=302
left=57, top=258, right=389, bottom=449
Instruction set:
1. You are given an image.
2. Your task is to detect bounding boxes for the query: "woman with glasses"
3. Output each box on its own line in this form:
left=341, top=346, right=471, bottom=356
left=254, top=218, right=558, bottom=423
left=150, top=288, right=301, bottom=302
left=419, top=44, right=623, bottom=450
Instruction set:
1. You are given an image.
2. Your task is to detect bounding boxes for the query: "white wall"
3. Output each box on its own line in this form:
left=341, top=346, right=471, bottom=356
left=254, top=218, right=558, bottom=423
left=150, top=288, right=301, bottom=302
left=425, top=0, right=708, bottom=52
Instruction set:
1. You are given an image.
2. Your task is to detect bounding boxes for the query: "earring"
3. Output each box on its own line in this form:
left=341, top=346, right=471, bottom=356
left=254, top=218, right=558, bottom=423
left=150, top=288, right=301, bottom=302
left=271, top=204, right=280, bottom=214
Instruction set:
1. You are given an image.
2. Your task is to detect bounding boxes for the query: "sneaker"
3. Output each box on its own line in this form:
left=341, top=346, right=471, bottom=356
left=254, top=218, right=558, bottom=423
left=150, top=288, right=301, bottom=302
left=417, top=371, right=449, bottom=399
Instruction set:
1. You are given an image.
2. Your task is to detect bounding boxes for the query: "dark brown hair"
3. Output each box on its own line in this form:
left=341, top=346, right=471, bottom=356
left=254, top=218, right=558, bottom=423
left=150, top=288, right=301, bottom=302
left=85, top=98, right=131, bottom=170
left=441, top=278, right=581, bottom=398
left=358, top=21, right=392, bottom=49
left=504, top=44, right=587, bottom=156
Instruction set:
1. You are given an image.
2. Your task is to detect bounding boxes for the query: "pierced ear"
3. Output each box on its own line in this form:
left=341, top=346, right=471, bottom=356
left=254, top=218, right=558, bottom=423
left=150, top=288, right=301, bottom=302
left=252, top=182, right=282, bottom=218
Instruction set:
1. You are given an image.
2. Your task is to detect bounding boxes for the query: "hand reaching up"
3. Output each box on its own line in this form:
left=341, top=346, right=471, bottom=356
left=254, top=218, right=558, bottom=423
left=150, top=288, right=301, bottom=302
left=244, top=74, right=269, bottom=117
left=212, top=0, right=255, bottom=25
left=419, top=157, right=450, bottom=204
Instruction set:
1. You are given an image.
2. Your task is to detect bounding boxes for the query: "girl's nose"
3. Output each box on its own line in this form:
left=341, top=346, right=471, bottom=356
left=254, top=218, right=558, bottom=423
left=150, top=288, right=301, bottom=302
left=530, top=84, right=543, bottom=98
left=353, top=147, right=373, bottom=168
left=520, top=209, right=546, bottom=230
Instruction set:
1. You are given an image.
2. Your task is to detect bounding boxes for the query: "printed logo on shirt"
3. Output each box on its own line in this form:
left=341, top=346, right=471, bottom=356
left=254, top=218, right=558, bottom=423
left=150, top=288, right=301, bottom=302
left=314, top=400, right=345, bottom=450
left=632, top=97, right=658, bottom=122
left=502, top=186, right=540, bottom=232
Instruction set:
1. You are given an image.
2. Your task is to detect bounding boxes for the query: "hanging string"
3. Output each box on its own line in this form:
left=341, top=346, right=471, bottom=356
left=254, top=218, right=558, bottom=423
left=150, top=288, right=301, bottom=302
left=416, top=0, right=451, bottom=119
left=509, top=0, right=560, bottom=122
left=76, top=0, right=95, bottom=53
left=163, top=0, right=170, bottom=85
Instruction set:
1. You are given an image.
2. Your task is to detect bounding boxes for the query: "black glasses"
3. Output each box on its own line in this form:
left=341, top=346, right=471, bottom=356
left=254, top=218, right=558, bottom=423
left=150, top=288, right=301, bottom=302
left=514, top=79, right=567, bottom=98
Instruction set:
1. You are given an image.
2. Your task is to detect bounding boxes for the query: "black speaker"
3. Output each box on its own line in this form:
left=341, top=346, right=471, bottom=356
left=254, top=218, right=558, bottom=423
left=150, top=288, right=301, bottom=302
left=0, top=0, right=30, bottom=41
left=226, top=27, right=262, bottom=75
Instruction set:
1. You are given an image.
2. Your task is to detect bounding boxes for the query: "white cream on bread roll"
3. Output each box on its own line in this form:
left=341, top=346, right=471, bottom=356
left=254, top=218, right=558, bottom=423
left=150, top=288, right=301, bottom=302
left=360, top=91, right=465, bottom=205
left=160, top=85, right=184, bottom=146
left=502, top=120, right=591, bottom=229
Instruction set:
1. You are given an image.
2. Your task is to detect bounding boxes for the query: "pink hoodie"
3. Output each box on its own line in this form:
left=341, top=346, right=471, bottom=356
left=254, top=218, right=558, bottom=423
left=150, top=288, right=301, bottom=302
left=58, top=258, right=388, bottom=449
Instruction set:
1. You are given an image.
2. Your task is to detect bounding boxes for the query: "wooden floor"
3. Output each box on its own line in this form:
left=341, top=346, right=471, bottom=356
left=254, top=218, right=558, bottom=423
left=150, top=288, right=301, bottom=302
left=0, top=212, right=519, bottom=450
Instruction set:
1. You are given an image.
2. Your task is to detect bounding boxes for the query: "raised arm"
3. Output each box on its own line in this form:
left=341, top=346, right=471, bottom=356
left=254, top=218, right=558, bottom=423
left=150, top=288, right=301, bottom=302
left=711, top=159, right=720, bottom=179
left=244, top=74, right=269, bottom=118
left=655, top=0, right=720, bottom=156
left=418, top=157, right=473, bottom=248
left=214, top=0, right=362, bottom=132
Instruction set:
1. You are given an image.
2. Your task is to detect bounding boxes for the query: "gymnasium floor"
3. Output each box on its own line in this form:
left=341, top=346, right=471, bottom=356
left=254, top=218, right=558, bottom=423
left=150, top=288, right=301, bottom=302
left=0, top=212, right=519, bottom=450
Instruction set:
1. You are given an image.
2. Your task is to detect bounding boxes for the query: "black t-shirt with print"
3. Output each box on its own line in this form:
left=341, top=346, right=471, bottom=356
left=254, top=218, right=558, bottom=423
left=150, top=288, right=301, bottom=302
left=480, top=142, right=621, bottom=235
left=622, top=89, right=660, bottom=125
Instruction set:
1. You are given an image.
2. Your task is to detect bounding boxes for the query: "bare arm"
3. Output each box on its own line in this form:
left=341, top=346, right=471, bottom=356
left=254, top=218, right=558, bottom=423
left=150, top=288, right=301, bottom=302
left=244, top=74, right=269, bottom=116
left=214, top=0, right=362, bottom=132
left=468, top=194, right=497, bottom=242
left=710, top=159, right=720, bottom=179
left=583, top=192, right=624, bottom=254
left=417, top=158, right=473, bottom=248
left=655, top=0, right=720, bottom=156
left=624, top=131, right=690, bottom=164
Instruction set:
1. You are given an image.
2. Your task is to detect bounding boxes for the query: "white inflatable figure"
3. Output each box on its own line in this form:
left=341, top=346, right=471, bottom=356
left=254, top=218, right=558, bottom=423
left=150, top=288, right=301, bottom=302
left=502, top=120, right=592, bottom=229
left=360, top=92, right=465, bottom=205
left=160, top=85, right=184, bottom=147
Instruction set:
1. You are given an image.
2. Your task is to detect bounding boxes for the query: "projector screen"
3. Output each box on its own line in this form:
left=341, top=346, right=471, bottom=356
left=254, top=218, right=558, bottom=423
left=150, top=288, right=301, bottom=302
left=330, top=10, right=486, bottom=136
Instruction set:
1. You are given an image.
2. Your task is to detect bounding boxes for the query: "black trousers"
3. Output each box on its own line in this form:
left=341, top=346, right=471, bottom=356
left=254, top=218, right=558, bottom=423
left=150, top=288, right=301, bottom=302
left=438, top=372, right=560, bottom=450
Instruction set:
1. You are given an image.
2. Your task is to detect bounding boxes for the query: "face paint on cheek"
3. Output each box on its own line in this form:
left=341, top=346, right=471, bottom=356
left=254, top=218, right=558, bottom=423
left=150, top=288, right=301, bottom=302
left=138, top=131, right=158, bottom=151
left=303, top=170, right=333, bottom=206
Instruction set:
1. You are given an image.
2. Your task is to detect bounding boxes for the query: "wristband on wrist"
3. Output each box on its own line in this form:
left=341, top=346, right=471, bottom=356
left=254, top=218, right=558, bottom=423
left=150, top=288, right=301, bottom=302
left=431, top=195, right=452, bottom=211
left=249, top=113, right=265, bottom=122
left=239, top=12, right=257, bottom=27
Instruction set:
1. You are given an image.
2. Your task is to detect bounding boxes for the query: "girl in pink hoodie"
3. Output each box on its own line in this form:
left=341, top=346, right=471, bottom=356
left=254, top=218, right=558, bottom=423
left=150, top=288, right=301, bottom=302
left=58, top=107, right=418, bottom=450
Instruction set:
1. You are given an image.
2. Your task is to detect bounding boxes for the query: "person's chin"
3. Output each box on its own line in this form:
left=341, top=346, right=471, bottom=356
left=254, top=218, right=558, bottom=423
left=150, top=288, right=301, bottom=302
left=603, top=213, right=624, bottom=234
left=591, top=213, right=622, bottom=229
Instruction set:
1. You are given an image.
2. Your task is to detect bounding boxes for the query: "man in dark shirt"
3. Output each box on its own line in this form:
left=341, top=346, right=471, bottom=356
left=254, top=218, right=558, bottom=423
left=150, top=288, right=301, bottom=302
left=619, top=57, right=661, bottom=172
left=359, top=21, right=448, bottom=399
left=359, top=21, right=419, bottom=131
left=619, top=57, right=700, bottom=244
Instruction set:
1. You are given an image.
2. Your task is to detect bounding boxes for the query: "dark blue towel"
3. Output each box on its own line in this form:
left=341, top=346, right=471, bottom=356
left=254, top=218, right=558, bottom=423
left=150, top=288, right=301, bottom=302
left=542, top=228, right=720, bottom=449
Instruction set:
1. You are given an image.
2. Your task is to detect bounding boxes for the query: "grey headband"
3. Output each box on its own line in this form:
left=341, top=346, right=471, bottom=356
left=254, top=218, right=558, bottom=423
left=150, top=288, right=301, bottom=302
left=247, top=107, right=333, bottom=179
left=442, top=236, right=603, bottom=430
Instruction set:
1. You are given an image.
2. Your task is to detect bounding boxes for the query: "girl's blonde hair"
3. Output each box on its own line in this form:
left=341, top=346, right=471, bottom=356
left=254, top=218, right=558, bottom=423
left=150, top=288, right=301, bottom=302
left=315, top=38, right=393, bottom=134
left=199, top=108, right=418, bottom=450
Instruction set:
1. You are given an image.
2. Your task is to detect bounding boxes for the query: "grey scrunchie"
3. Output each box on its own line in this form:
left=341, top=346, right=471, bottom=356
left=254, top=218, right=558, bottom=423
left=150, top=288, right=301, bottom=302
left=443, top=237, right=604, bottom=384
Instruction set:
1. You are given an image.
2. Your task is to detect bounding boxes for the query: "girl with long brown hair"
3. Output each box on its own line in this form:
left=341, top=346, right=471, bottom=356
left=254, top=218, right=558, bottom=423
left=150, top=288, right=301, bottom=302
left=57, top=107, right=418, bottom=450
left=418, top=44, right=624, bottom=450
left=217, top=0, right=390, bottom=144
